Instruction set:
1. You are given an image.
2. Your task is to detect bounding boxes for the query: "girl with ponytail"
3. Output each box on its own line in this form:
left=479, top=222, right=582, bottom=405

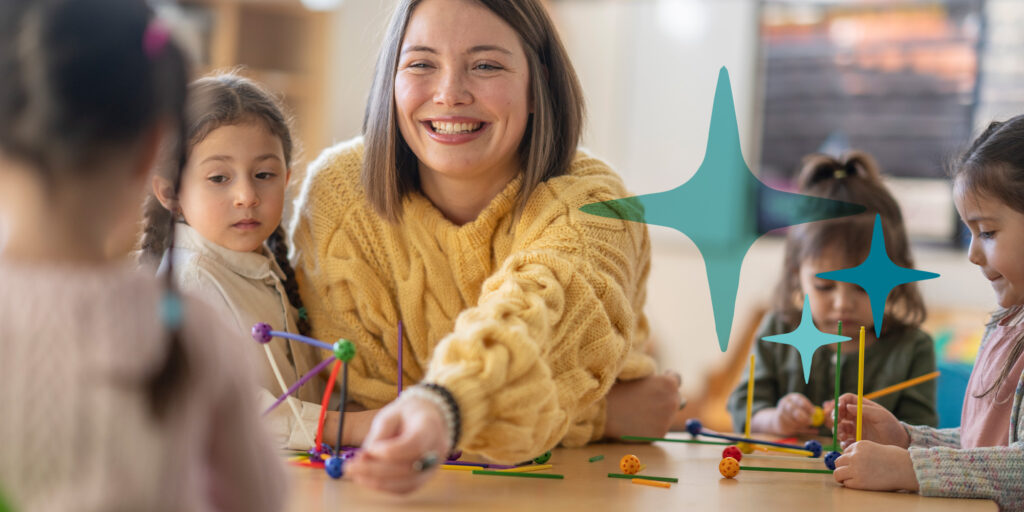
left=727, top=151, right=937, bottom=436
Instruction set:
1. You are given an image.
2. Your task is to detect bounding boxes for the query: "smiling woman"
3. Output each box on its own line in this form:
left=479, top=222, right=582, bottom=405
left=291, top=0, right=683, bottom=495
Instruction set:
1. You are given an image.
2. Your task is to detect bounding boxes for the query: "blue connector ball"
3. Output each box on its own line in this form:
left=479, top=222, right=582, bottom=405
left=685, top=418, right=703, bottom=437
left=824, top=451, right=841, bottom=471
left=804, top=440, right=822, bottom=458
left=325, top=457, right=344, bottom=479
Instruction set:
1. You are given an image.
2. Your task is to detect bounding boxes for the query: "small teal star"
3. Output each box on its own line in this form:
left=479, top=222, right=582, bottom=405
left=580, top=67, right=865, bottom=351
left=763, top=295, right=851, bottom=383
left=816, top=214, right=940, bottom=337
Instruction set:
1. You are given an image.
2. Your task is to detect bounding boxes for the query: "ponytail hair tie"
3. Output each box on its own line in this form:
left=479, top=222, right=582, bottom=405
left=833, top=169, right=847, bottom=179
left=143, top=19, right=170, bottom=59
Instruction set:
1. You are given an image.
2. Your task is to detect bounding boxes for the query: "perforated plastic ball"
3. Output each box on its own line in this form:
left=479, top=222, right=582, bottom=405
left=620, top=454, right=641, bottom=475
left=325, top=457, right=344, bottom=479
left=685, top=418, right=703, bottom=437
left=533, top=451, right=552, bottom=464
left=810, top=406, right=825, bottom=427
left=251, top=323, right=272, bottom=343
left=722, top=445, right=743, bottom=462
left=333, top=339, right=356, bottom=362
left=804, top=440, right=822, bottom=458
left=824, top=451, right=841, bottom=471
left=736, top=442, right=754, bottom=454
left=719, top=456, right=740, bottom=479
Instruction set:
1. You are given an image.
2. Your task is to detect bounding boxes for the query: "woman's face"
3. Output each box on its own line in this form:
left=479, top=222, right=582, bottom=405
left=395, top=0, right=531, bottom=187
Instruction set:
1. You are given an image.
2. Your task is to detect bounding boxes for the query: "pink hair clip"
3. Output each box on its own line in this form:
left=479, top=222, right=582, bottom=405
left=143, top=18, right=170, bottom=59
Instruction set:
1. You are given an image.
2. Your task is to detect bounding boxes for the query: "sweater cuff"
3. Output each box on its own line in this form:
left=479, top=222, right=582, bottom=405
left=908, top=446, right=947, bottom=497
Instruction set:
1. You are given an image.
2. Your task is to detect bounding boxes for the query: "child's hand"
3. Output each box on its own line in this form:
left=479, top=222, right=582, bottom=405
left=821, top=400, right=836, bottom=429
left=604, top=370, right=682, bottom=440
left=835, top=393, right=909, bottom=449
left=772, top=392, right=818, bottom=435
left=345, top=396, right=450, bottom=494
left=833, top=440, right=919, bottom=491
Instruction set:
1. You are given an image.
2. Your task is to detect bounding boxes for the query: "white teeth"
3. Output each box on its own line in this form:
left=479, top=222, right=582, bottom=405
left=431, top=121, right=481, bottom=134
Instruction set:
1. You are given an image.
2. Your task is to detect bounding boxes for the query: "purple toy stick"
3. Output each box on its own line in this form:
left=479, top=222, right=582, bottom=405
left=263, top=356, right=335, bottom=416
left=397, top=320, right=404, bottom=396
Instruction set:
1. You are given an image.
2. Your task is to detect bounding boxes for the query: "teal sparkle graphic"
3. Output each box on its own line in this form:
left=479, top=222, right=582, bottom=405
left=816, top=214, right=940, bottom=338
left=763, top=295, right=851, bottom=383
left=580, top=67, right=865, bottom=351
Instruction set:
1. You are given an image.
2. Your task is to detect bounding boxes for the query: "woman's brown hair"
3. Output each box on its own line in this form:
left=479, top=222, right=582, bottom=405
left=362, top=0, right=585, bottom=223
left=772, top=151, right=927, bottom=333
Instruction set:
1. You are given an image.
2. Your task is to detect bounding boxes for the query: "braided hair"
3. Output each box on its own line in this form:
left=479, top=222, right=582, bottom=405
left=0, top=0, right=190, bottom=417
left=139, top=73, right=310, bottom=335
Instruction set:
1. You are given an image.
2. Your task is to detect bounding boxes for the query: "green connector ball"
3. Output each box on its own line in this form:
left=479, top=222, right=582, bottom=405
left=533, top=450, right=552, bottom=464
left=333, top=339, right=356, bottom=362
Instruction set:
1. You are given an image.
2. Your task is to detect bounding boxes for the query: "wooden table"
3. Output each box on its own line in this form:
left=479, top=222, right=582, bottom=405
left=285, top=436, right=997, bottom=511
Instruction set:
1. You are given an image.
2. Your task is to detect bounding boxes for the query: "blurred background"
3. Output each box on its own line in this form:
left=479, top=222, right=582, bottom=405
left=171, top=0, right=1024, bottom=431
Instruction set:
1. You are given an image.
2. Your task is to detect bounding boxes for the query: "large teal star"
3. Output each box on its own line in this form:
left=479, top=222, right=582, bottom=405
left=763, top=295, right=851, bottom=383
left=580, top=67, right=865, bottom=351
left=816, top=214, right=940, bottom=338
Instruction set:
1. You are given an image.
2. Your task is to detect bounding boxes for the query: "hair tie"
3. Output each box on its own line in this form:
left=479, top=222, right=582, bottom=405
left=833, top=169, right=847, bottom=179
left=143, top=19, right=170, bottom=59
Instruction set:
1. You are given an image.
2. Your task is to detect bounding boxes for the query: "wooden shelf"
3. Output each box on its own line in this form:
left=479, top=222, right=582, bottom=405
left=179, top=0, right=329, bottom=167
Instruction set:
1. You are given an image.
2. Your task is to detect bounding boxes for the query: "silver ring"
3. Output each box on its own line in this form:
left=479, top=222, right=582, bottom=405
left=413, top=451, right=440, bottom=472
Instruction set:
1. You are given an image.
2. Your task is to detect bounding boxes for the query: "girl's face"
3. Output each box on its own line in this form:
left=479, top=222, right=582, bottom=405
left=799, top=247, right=875, bottom=335
left=394, top=0, right=531, bottom=188
left=954, top=182, right=1024, bottom=308
left=177, top=122, right=289, bottom=253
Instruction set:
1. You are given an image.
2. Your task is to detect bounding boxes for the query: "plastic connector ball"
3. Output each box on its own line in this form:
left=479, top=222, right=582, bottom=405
left=251, top=323, right=273, bottom=343
left=325, top=457, right=344, bottom=479
left=824, top=451, right=841, bottom=471
left=620, top=454, right=641, bottom=475
left=685, top=418, right=703, bottom=437
left=722, top=445, right=743, bottom=462
left=804, top=440, right=822, bottom=458
left=719, top=456, right=740, bottom=478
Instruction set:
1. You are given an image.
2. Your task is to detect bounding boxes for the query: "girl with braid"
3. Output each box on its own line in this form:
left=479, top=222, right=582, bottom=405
left=143, top=73, right=374, bottom=450
left=0, top=1, right=284, bottom=510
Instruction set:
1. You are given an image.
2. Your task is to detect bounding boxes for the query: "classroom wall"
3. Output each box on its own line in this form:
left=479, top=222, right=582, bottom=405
left=319, top=0, right=999, bottom=406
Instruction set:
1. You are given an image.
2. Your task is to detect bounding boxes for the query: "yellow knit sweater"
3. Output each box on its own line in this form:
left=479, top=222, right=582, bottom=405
left=290, top=138, right=654, bottom=462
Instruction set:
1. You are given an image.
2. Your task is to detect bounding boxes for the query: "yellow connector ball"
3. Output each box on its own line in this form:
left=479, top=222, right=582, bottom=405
left=810, top=406, right=825, bottom=427
left=620, top=454, right=641, bottom=475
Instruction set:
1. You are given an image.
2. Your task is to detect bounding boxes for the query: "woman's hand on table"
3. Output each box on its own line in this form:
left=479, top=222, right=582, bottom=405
left=345, top=396, right=450, bottom=494
left=605, top=370, right=682, bottom=440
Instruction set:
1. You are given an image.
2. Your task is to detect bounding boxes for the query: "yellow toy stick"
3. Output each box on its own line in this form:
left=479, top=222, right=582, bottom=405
left=753, top=445, right=815, bottom=457
left=745, top=354, right=755, bottom=438
left=865, top=371, right=941, bottom=400
left=856, top=326, right=865, bottom=442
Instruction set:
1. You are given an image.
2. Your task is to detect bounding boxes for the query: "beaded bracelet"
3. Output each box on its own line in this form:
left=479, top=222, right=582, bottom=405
left=402, top=383, right=462, bottom=452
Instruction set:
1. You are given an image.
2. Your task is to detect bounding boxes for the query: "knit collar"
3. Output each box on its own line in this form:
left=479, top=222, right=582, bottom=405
left=172, top=222, right=285, bottom=282
left=402, top=172, right=523, bottom=245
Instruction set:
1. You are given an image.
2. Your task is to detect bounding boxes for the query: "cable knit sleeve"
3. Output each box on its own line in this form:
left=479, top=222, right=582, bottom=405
left=291, top=142, right=654, bottom=462
left=425, top=154, right=652, bottom=462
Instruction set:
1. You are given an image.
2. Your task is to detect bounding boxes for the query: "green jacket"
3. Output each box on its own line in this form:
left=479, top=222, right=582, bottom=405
left=727, top=312, right=938, bottom=434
